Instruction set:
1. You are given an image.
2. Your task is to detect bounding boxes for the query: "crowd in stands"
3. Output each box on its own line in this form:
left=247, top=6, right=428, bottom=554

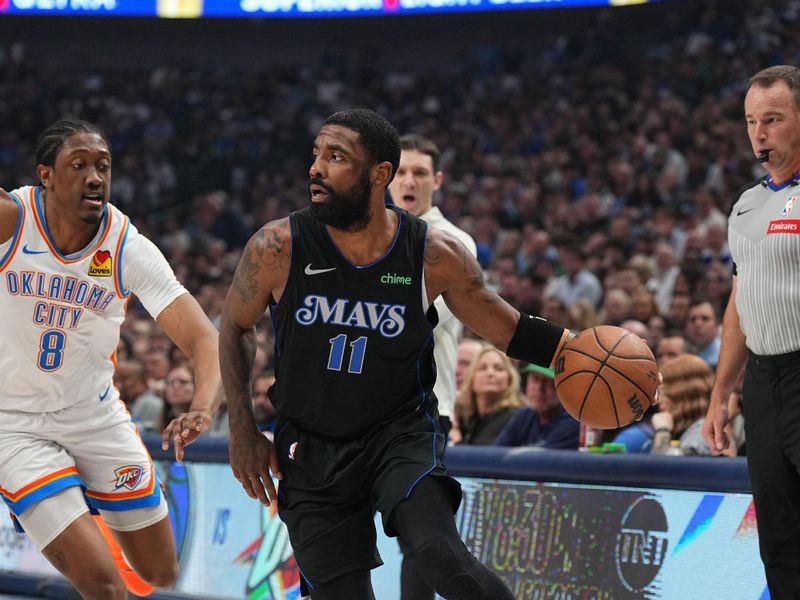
left=1, top=0, right=793, bottom=455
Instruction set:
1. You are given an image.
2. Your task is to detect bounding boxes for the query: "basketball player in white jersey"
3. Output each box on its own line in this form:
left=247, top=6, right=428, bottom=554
left=0, top=119, right=222, bottom=599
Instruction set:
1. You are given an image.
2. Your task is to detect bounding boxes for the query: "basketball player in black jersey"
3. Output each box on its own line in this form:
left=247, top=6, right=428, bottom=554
left=220, top=109, right=571, bottom=599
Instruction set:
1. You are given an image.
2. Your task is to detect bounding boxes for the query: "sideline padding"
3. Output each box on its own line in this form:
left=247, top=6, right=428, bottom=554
left=143, top=436, right=751, bottom=494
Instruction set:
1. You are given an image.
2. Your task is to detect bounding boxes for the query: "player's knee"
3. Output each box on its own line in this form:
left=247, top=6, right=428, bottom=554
left=75, top=574, right=128, bottom=600
left=139, top=559, right=178, bottom=587
left=411, top=538, right=487, bottom=600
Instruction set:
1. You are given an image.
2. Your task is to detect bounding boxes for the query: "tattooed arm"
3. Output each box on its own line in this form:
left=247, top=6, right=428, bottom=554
left=219, top=217, right=291, bottom=506
left=425, top=226, right=520, bottom=351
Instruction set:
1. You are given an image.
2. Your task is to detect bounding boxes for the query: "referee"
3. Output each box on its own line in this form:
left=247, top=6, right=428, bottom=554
left=703, top=65, right=800, bottom=599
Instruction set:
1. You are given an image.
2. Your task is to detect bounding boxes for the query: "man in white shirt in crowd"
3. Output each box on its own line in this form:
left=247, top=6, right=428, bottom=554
left=389, top=133, right=477, bottom=600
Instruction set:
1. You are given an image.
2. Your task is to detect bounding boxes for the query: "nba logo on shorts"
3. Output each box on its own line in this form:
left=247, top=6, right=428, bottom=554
left=114, top=465, right=144, bottom=490
left=288, top=442, right=299, bottom=460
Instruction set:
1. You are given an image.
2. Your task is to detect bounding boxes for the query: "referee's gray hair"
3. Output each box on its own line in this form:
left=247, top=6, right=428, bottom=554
left=749, top=65, right=800, bottom=110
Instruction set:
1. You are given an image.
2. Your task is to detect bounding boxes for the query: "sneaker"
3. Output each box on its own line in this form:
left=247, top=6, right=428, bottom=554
left=93, top=515, right=155, bottom=597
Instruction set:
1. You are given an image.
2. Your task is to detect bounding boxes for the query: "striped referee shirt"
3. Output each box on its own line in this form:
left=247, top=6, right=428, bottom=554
left=728, top=176, right=800, bottom=355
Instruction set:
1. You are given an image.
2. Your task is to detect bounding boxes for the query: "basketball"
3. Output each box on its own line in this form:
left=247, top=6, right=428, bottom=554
left=554, top=326, right=658, bottom=429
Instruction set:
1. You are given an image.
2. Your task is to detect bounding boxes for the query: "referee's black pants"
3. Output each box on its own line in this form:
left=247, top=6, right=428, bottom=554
left=744, top=350, right=800, bottom=600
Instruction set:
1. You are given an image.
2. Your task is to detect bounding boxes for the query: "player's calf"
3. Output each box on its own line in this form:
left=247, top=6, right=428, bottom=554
left=411, top=537, right=514, bottom=600
left=103, top=502, right=178, bottom=590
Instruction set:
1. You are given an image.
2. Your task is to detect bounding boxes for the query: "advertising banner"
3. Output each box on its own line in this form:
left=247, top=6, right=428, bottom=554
left=0, top=462, right=768, bottom=599
left=0, top=0, right=664, bottom=18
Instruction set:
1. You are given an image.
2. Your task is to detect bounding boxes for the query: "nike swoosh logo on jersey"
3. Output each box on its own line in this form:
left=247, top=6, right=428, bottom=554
left=737, top=207, right=754, bottom=216
left=22, top=245, right=48, bottom=255
left=99, top=383, right=111, bottom=401
left=304, top=264, right=336, bottom=276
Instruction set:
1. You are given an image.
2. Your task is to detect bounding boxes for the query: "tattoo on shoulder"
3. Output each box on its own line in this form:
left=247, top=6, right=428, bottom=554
left=470, top=272, right=502, bottom=305
left=232, top=223, right=289, bottom=304
left=453, top=238, right=501, bottom=304
left=43, top=546, right=69, bottom=574
left=423, top=230, right=445, bottom=266
left=426, top=229, right=501, bottom=305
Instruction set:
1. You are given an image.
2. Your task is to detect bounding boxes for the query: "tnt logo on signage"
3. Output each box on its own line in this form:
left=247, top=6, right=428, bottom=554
left=88, top=249, right=112, bottom=277
left=114, top=465, right=144, bottom=490
left=615, top=495, right=668, bottom=592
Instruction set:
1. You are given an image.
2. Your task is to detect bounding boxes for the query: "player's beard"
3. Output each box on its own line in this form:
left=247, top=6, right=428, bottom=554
left=309, top=171, right=372, bottom=232
left=82, top=212, right=102, bottom=225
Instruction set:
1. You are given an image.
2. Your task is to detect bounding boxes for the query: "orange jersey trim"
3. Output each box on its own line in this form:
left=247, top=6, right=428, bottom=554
left=29, top=187, right=114, bottom=265
left=0, top=466, right=80, bottom=502
left=112, top=214, right=130, bottom=298
left=84, top=441, right=157, bottom=502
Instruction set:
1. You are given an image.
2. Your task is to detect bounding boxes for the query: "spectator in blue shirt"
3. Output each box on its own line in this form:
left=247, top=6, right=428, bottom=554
left=493, top=363, right=580, bottom=449
left=612, top=404, right=657, bottom=453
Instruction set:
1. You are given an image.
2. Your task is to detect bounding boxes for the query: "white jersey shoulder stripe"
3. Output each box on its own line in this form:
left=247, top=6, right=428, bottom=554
left=111, top=207, right=131, bottom=298
left=28, top=186, right=114, bottom=265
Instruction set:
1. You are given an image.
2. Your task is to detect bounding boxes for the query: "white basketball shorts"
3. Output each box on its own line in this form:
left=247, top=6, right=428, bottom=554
left=0, top=397, right=166, bottom=548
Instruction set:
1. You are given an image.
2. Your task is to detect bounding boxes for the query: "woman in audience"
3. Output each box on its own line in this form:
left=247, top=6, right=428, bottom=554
left=650, top=353, right=714, bottom=455
left=457, top=347, right=524, bottom=445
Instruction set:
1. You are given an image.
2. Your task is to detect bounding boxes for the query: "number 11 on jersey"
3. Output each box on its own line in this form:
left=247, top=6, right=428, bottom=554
left=327, top=334, right=367, bottom=374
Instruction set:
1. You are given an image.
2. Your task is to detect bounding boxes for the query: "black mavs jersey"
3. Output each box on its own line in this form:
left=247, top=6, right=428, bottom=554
left=269, top=206, right=437, bottom=438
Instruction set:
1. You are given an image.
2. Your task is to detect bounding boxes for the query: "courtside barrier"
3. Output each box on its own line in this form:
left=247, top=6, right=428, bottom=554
left=1, top=438, right=766, bottom=599
left=145, top=435, right=753, bottom=493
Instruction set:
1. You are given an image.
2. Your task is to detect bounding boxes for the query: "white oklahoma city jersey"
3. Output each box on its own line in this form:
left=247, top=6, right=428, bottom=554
left=0, top=185, right=186, bottom=412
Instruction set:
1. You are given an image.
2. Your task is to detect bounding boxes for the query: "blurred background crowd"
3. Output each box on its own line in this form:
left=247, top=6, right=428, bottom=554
left=0, top=0, right=792, bottom=456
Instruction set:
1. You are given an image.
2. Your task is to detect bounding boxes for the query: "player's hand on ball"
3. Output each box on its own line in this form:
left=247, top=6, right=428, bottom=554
left=653, top=371, right=664, bottom=407
left=229, top=427, right=282, bottom=507
left=161, top=410, right=213, bottom=461
left=554, top=326, right=658, bottom=429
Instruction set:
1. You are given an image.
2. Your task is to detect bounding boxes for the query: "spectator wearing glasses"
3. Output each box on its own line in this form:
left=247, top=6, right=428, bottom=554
left=162, top=365, right=196, bottom=432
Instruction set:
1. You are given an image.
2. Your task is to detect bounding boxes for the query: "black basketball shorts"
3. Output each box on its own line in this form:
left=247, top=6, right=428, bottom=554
left=273, top=405, right=462, bottom=589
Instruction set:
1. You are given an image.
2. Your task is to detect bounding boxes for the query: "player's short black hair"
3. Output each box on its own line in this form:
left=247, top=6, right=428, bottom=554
left=35, top=119, right=110, bottom=167
left=324, top=109, right=400, bottom=185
